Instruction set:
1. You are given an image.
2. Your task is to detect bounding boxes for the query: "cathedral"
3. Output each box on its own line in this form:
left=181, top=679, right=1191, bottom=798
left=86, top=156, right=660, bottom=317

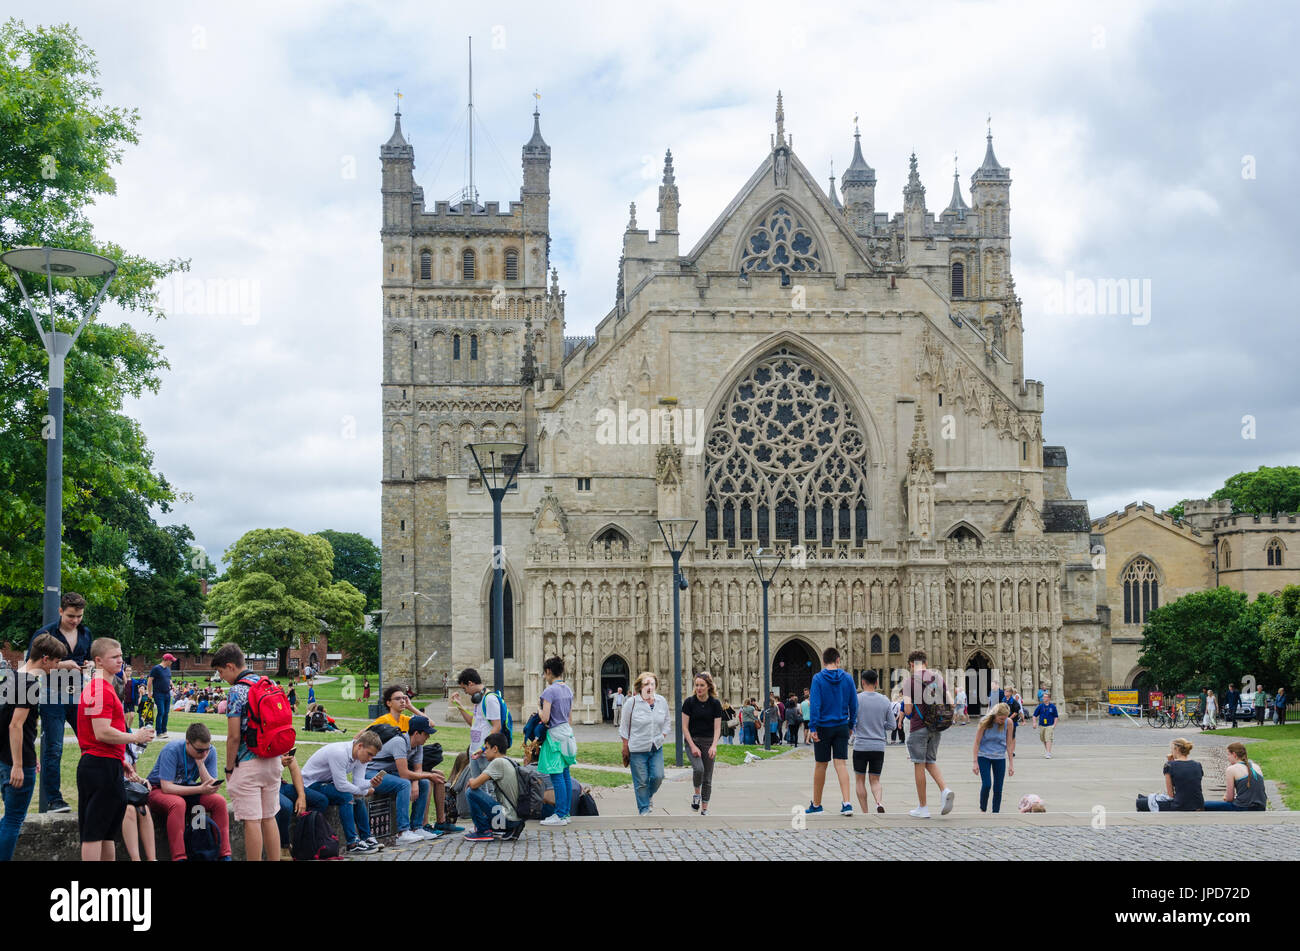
left=379, top=92, right=1104, bottom=720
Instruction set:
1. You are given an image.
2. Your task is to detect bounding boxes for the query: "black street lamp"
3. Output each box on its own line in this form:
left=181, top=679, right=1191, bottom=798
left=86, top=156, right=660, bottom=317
left=749, top=548, right=783, bottom=750
left=1, top=247, right=117, bottom=625
left=467, top=441, right=526, bottom=696
left=656, top=517, right=696, bottom=768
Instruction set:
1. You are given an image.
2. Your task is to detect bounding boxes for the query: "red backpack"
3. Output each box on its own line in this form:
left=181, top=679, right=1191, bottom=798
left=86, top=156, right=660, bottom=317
left=236, top=673, right=296, bottom=757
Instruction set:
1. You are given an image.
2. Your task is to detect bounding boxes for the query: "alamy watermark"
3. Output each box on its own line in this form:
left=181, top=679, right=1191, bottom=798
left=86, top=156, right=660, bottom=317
left=594, top=401, right=708, bottom=455
left=1042, top=271, right=1151, bottom=325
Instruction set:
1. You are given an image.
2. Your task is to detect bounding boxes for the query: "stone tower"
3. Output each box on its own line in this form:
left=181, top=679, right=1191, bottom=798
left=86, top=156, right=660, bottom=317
left=379, top=101, right=562, bottom=692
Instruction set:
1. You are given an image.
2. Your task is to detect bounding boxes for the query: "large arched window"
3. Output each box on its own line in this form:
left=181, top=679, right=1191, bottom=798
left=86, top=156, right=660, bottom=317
left=1267, top=538, right=1284, bottom=567
left=888, top=634, right=901, bottom=653
left=739, top=205, right=822, bottom=285
left=487, top=577, right=514, bottom=659
left=1220, top=541, right=1231, bottom=570
left=870, top=634, right=882, bottom=653
left=419, top=249, right=432, bottom=281
left=950, top=260, right=965, bottom=298
left=462, top=248, right=476, bottom=280
left=504, top=249, right=519, bottom=281
left=704, top=347, right=869, bottom=548
left=1122, top=557, right=1159, bottom=624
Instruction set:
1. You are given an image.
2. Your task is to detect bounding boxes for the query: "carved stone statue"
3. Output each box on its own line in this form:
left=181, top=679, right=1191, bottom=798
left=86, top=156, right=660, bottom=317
left=692, top=641, right=706, bottom=676
left=710, top=642, right=724, bottom=673
left=543, top=633, right=557, bottom=660
left=800, top=584, right=812, bottom=614
left=820, top=583, right=832, bottom=614
left=562, top=585, right=575, bottom=616
left=710, top=584, right=722, bottom=613
left=544, top=585, right=556, bottom=618
left=747, top=637, right=759, bottom=676
left=729, top=639, right=742, bottom=680
left=582, top=636, right=593, bottom=678
left=982, top=584, right=994, bottom=615
left=619, top=584, right=631, bottom=616
left=636, top=634, right=649, bottom=674
left=581, top=585, right=593, bottom=617
left=635, top=584, right=646, bottom=616
left=728, top=583, right=739, bottom=614
left=599, top=586, right=611, bottom=616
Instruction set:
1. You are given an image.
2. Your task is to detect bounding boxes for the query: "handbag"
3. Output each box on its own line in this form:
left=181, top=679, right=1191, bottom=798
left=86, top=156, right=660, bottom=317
left=621, top=696, right=638, bottom=767
left=123, top=780, right=150, bottom=806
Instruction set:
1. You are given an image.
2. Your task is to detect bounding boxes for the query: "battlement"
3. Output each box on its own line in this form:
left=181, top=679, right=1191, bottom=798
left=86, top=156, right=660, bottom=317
left=1214, top=513, right=1300, bottom=529
left=416, top=199, right=525, bottom=228
left=1091, top=501, right=1203, bottom=537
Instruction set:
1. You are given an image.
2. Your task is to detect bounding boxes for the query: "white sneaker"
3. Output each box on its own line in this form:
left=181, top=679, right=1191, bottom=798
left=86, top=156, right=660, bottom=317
left=539, top=814, right=566, bottom=826
left=396, top=830, right=425, bottom=845
left=940, top=788, right=955, bottom=815
left=415, top=827, right=439, bottom=840
left=1046, top=753, right=1052, bottom=759
left=909, top=806, right=931, bottom=818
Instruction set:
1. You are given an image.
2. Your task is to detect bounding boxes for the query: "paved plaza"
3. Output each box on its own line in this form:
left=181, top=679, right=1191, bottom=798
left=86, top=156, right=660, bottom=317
left=354, top=719, right=1299, bottom=860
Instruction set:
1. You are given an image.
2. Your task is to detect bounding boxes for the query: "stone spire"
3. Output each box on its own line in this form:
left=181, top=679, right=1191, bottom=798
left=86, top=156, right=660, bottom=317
left=973, top=121, right=1010, bottom=183
left=840, top=120, right=876, bottom=186
left=382, top=108, right=413, bottom=157
left=903, top=151, right=926, bottom=212
left=906, top=403, right=935, bottom=541
left=657, top=148, right=679, bottom=232
left=775, top=90, right=786, bottom=148
left=524, top=98, right=549, bottom=156
left=840, top=118, right=875, bottom=232
left=908, top=402, right=934, bottom=471
left=520, top=298, right=537, bottom=385
left=627, top=201, right=638, bottom=231
left=944, top=158, right=970, bottom=218
left=828, top=161, right=842, bottom=211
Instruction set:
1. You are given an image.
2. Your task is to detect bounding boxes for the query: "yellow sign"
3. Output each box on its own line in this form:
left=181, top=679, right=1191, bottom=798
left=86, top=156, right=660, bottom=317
left=1107, top=689, right=1140, bottom=715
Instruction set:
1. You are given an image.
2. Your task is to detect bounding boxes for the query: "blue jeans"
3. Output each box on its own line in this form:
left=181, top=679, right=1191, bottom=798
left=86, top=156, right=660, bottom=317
left=38, top=701, right=78, bottom=810
left=277, top=781, right=329, bottom=843
left=0, top=766, right=37, bottom=861
left=467, top=786, right=507, bottom=833
left=154, top=692, right=171, bottom=735
left=367, top=768, right=414, bottom=832
left=742, top=723, right=757, bottom=745
left=549, top=766, right=572, bottom=820
left=628, top=748, right=665, bottom=813
left=307, top=781, right=369, bottom=843
left=409, top=778, right=431, bottom=828
left=978, top=756, right=1007, bottom=813
left=1203, top=800, right=1261, bottom=811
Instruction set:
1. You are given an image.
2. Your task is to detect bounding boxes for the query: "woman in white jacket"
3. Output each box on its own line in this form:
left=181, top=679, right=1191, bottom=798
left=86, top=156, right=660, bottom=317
left=620, top=671, right=671, bottom=815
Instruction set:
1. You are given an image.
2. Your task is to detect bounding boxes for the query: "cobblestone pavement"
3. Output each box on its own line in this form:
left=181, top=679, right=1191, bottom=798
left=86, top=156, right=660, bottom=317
left=351, top=821, right=1300, bottom=861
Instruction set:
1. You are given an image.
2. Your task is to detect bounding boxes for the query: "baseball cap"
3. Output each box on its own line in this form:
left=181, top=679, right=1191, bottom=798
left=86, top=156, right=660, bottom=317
left=162, top=653, right=177, bottom=662
left=408, top=715, right=436, bottom=736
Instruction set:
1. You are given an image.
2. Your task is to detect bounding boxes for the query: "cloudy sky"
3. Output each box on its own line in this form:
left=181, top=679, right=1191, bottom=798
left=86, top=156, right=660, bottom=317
left=12, top=0, right=1298, bottom=564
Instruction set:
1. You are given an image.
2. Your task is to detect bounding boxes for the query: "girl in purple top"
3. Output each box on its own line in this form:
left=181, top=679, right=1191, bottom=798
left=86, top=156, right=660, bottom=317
left=538, top=656, right=577, bottom=826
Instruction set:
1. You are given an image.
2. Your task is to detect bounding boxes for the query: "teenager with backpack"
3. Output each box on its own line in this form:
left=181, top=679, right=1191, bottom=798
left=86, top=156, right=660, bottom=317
left=450, top=668, right=505, bottom=782
left=365, top=714, right=456, bottom=840
left=213, top=643, right=296, bottom=861
left=463, top=732, right=524, bottom=841
left=302, top=732, right=388, bottom=851
left=971, top=702, right=1015, bottom=813
left=145, top=722, right=232, bottom=860
left=806, top=646, right=857, bottom=816
left=537, top=656, right=578, bottom=827
left=901, top=649, right=955, bottom=819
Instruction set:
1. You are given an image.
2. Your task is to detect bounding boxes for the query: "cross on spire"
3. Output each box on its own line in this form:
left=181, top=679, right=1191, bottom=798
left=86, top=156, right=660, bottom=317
left=394, top=88, right=403, bottom=115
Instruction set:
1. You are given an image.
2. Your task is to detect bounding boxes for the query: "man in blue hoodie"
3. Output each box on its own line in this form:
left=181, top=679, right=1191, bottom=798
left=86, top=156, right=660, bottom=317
left=806, top=646, right=858, bottom=816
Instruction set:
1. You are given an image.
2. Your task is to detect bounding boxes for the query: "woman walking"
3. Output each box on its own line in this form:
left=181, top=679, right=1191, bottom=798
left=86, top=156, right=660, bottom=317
left=681, top=673, right=723, bottom=814
left=620, top=671, right=671, bottom=815
left=720, top=699, right=738, bottom=744
left=1204, top=742, right=1267, bottom=811
left=538, top=656, right=578, bottom=827
left=972, top=702, right=1015, bottom=813
left=739, top=697, right=758, bottom=745
left=1202, top=688, right=1218, bottom=730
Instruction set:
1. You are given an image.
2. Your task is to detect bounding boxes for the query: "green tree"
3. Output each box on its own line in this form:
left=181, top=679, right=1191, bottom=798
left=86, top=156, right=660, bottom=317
left=206, top=529, right=365, bottom=676
left=1261, top=585, right=1300, bottom=689
left=1139, top=587, right=1282, bottom=693
left=1212, top=466, right=1300, bottom=517
left=0, top=19, right=187, bottom=617
left=313, top=530, right=381, bottom=612
left=1165, top=500, right=1187, bottom=521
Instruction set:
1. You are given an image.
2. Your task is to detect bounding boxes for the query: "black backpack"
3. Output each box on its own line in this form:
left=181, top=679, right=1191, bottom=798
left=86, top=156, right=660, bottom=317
left=306, top=710, right=327, bottom=732
left=291, top=810, right=341, bottom=860
left=369, top=723, right=403, bottom=745
left=182, top=798, right=220, bottom=861
left=575, top=790, right=599, bottom=816
left=511, top=761, right=547, bottom=821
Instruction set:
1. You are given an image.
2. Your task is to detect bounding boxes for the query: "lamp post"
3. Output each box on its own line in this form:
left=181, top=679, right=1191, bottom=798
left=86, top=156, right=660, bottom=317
left=468, top=441, right=526, bottom=696
left=656, top=517, right=696, bottom=768
left=749, top=548, right=783, bottom=750
left=1, top=247, right=117, bottom=625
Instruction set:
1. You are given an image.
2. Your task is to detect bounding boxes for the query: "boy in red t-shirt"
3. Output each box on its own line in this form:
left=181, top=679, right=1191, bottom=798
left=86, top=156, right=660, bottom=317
left=76, top=637, right=154, bottom=861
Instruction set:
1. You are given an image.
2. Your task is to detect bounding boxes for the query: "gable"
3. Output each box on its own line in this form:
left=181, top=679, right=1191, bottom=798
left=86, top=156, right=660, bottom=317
left=685, top=149, right=873, bottom=277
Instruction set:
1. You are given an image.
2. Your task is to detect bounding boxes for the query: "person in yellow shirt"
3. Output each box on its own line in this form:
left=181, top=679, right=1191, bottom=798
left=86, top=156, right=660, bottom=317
left=370, top=685, right=416, bottom=732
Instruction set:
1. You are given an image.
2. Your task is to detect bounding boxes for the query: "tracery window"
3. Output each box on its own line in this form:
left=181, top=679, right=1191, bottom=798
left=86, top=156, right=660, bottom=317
left=704, top=347, right=869, bottom=548
left=1220, top=542, right=1231, bottom=570
left=738, top=205, right=821, bottom=284
left=1122, top=557, right=1159, bottom=624
left=1267, top=538, right=1283, bottom=567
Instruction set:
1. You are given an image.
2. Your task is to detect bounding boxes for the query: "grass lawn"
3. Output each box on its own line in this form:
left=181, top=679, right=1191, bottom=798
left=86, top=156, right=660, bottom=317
left=1213, top=724, right=1300, bottom=808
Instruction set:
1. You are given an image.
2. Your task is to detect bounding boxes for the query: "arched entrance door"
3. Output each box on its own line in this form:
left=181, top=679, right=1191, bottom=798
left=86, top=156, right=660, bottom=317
left=965, top=651, right=993, bottom=717
left=1132, top=670, right=1154, bottom=708
left=772, top=639, right=818, bottom=702
left=600, top=655, right=630, bottom=722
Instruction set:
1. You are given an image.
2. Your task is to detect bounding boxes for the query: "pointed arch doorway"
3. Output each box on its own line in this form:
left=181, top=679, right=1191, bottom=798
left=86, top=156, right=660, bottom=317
left=600, top=655, right=630, bottom=722
left=772, top=638, right=818, bottom=702
left=965, top=650, right=993, bottom=717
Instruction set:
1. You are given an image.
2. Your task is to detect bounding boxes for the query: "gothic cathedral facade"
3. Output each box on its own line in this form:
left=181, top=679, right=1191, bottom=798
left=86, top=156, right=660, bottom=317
left=380, top=94, right=1104, bottom=718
